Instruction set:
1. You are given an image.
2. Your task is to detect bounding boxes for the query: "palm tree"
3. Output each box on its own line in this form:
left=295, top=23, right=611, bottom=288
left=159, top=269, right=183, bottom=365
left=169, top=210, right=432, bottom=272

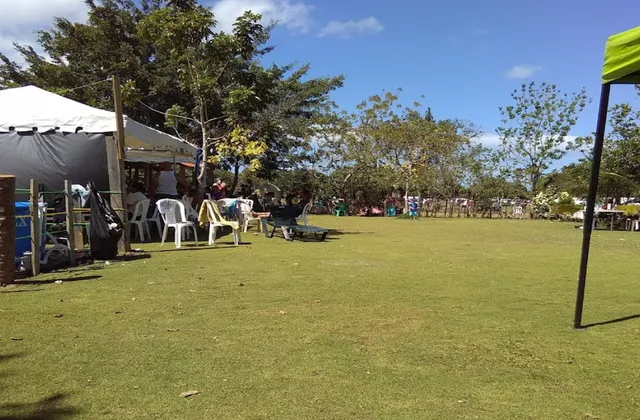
left=0, top=175, right=16, bottom=284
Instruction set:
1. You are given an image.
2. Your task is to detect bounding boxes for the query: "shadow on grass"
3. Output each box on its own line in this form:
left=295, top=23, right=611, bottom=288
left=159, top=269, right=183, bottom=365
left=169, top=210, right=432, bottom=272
left=116, top=253, right=151, bottom=262
left=327, top=229, right=375, bottom=236
left=148, top=243, right=249, bottom=253
left=0, top=354, right=79, bottom=419
left=0, top=354, right=24, bottom=363
left=582, top=314, right=640, bottom=329
left=0, top=393, right=79, bottom=420
left=15, top=276, right=101, bottom=286
left=0, top=289, right=44, bottom=294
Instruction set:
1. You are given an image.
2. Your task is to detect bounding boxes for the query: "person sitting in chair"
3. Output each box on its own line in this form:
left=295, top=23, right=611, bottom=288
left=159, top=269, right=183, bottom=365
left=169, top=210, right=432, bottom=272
left=126, top=183, right=147, bottom=218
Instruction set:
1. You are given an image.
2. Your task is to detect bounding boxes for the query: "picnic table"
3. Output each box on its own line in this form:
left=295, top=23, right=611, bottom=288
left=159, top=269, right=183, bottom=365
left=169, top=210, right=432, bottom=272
left=594, top=209, right=625, bottom=231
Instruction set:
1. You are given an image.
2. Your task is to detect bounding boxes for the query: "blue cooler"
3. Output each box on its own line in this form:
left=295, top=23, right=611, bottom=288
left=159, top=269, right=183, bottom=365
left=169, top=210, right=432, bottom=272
left=15, top=202, right=31, bottom=258
left=14, top=202, right=46, bottom=259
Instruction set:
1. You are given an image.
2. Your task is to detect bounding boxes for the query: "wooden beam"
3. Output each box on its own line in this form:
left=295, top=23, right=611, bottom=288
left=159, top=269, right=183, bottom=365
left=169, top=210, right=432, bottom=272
left=29, top=179, right=41, bottom=276
left=144, top=163, right=152, bottom=194
left=0, top=175, right=16, bottom=284
left=64, top=180, right=77, bottom=267
left=107, top=75, right=130, bottom=253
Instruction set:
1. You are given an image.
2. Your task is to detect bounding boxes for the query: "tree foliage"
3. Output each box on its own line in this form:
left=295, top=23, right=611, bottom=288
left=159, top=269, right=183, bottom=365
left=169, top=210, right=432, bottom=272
left=0, top=0, right=343, bottom=193
left=497, top=81, right=589, bottom=191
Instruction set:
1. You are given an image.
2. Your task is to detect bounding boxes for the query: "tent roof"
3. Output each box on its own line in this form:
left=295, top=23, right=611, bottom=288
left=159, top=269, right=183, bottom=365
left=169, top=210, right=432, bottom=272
left=602, top=26, right=640, bottom=84
left=0, top=85, right=196, bottom=158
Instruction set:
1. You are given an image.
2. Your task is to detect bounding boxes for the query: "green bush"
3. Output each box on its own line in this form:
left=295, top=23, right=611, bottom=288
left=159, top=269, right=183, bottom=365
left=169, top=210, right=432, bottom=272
left=551, top=203, right=582, bottom=215
left=615, top=205, right=640, bottom=217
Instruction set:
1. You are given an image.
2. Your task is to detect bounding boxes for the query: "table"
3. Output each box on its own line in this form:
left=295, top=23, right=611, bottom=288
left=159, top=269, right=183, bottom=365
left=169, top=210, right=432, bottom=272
left=594, top=209, right=625, bottom=231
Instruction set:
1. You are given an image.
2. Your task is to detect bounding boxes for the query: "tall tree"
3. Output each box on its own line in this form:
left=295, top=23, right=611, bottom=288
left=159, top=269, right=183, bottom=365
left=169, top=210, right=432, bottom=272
left=356, top=90, right=475, bottom=210
left=556, top=102, right=640, bottom=200
left=1, top=1, right=343, bottom=192
left=140, top=5, right=343, bottom=189
left=496, top=81, right=589, bottom=191
left=0, top=0, right=171, bottom=128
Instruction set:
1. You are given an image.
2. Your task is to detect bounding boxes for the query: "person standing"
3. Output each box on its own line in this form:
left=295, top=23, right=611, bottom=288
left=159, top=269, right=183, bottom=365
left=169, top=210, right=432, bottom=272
left=151, top=162, right=188, bottom=200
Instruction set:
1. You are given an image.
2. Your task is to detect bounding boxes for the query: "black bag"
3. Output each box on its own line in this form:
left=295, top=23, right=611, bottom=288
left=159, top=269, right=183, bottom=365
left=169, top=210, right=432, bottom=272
left=88, top=182, right=123, bottom=260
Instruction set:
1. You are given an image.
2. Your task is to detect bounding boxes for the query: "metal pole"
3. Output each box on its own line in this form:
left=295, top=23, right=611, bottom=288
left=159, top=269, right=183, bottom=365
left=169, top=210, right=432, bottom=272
left=64, top=180, right=77, bottom=267
left=29, top=179, right=41, bottom=276
left=574, top=83, right=611, bottom=329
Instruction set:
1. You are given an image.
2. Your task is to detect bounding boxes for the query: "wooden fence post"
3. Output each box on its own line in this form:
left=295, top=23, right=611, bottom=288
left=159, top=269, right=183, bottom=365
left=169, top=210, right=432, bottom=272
left=29, top=179, right=40, bottom=276
left=0, top=175, right=16, bottom=284
left=64, top=180, right=77, bottom=267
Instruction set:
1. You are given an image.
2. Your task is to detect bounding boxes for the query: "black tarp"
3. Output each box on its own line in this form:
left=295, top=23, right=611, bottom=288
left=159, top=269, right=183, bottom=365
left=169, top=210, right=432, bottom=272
left=88, top=182, right=123, bottom=260
left=0, top=131, right=109, bottom=191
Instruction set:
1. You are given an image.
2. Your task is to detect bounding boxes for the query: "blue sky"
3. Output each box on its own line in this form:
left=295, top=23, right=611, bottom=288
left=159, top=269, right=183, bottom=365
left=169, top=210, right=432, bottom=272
left=2, top=0, right=639, bottom=167
left=241, top=0, right=640, bottom=166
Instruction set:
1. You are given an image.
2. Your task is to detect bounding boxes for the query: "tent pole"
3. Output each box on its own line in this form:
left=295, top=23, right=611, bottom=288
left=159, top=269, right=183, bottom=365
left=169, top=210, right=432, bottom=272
left=109, top=75, right=130, bottom=253
left=574, top=83, right=611, bottom=329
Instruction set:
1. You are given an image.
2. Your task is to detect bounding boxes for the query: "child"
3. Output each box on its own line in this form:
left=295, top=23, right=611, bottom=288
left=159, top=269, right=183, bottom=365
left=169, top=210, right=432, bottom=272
left=408, top=197, right=419, bottom=220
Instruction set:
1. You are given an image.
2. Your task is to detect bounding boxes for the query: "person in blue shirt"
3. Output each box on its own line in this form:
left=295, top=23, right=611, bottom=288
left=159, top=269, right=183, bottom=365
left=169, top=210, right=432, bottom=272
left=408, top=197, right=419, bottom=220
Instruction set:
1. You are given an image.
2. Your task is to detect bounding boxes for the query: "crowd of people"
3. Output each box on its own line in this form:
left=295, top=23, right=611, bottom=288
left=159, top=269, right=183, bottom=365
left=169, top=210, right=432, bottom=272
left=124, top=162, right=312, bottom=222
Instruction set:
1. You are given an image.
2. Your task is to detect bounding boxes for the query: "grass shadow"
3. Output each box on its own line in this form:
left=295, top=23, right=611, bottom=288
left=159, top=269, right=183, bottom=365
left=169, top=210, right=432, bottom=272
left=15, top=276, right=101, bottom=286
left=115, top=253, right=152, bottom=262
left=0, top=393, right=79, bottom=420
left=0, top=354, right=24, bottom=363
left=148, top=244, right=247, bottom=253
left=0, top=289, right=44, bottom=294
left=581, top=314, right=640, bottom=329
left=328, top=229, right=375, bottom=236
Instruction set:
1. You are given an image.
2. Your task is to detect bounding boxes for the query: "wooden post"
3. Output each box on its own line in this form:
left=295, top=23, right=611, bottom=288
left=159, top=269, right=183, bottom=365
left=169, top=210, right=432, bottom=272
left=64, top=181, right=77, bottom=267
left=29, top=179, right=41, bottom=276
left=72, top=194, right=85, bottom=251
left=0, top=175, right=16, bottom=284
left=107, top=75, right=130, bottom=253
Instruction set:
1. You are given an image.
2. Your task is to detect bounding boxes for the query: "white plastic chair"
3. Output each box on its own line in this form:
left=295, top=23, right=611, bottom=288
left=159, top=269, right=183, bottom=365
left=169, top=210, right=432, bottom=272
left=202, top=200, right=240, bottom=246
left=181, top=195, right=199, bottom=221
left=296, top=202, right=312, bottom=226
left=156, top=199, right=198, bottom=248
left=147, top=206, right=163, bottom=238
left=128, top=199, right=151, bottom=241
left=237, top=199, right=259, bottom=232
left=513, top=206, right=523, bottom=219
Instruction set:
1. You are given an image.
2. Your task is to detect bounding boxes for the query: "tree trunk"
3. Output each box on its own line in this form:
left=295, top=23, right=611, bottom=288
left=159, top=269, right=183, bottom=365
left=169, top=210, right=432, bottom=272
left=0, top=175, right=16, bottom=284
left=405, top=180, right=409, bottom=213
left=197, top=101, right=207, bottom=187
left=230, top=162, right=240, bottom=196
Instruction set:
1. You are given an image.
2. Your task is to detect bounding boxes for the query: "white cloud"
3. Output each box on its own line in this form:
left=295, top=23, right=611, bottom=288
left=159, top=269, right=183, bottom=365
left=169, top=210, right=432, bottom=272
left=0, top=0, right=88, bottom=63
left=0, top=0, right=87, bottom=31
left=318, top=17, right=383, bottom=38
left=210, top=0, right=314, bottom=33
left=506, top=65, right=542, bottom=79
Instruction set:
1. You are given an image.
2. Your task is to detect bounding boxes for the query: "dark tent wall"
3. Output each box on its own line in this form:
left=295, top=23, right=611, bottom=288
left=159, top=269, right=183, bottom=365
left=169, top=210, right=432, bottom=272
left=0, top=131, right=109, bottom=191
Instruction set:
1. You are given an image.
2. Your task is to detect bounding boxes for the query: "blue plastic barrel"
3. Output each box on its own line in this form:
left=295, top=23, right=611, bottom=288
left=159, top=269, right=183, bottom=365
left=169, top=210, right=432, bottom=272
left=15, top=202, right=31, bottom=258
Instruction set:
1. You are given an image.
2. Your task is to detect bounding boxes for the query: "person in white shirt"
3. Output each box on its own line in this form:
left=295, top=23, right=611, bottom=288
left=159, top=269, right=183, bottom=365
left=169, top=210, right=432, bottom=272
left=151, top=162, right=188, bottom=200
left=126, top=183, right=147, bottom=216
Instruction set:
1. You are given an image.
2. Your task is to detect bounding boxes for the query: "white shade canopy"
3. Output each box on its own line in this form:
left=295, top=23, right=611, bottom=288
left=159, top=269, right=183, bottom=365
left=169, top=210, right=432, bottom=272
left=0, top=85, right=196, bottom=159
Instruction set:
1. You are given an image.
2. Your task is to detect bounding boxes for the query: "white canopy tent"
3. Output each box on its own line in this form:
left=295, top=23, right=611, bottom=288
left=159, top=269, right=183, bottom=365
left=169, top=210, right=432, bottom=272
left=0, top=85, right=196, bottom=160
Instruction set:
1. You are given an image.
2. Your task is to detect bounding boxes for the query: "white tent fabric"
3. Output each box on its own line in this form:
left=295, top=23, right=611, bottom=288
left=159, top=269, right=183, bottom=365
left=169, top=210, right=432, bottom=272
left=0, top=85, right=196, bottom=159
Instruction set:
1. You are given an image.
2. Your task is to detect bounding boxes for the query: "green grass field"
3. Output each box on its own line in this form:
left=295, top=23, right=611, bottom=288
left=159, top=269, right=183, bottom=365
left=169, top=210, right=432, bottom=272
left=2, top=216, right=640, bottom=419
